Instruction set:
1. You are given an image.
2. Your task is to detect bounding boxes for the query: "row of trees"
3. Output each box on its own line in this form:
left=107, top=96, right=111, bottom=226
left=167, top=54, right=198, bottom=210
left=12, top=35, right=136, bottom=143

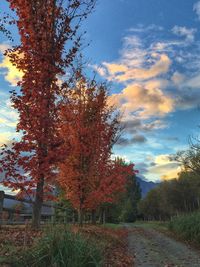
left=0, top=0, right=138, bottom=228
left=139, top=172, right=200, bottom=221
left=56, top=74, right=137, bottom=225
left=55, top=170, right=141, bottom=225
left=139, top=139, right=200, bottom=221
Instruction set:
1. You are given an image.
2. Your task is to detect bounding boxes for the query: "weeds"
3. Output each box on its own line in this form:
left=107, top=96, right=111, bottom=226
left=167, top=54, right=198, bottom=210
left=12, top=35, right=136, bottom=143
left=169, top=212, right=200, bottom=245
left=12, top=226, right=103, bottom=267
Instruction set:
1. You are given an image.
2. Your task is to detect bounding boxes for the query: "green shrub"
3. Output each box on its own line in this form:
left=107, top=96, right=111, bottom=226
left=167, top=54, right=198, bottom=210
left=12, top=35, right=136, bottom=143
left=169, top=212, right=200, bottom=244
left=12, top=227, right=103, bottom=267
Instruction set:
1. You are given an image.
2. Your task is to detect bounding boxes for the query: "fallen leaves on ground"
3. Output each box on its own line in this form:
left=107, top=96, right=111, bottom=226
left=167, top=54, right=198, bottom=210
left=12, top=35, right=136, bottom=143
left=0, top=226, right=42, bottom=258
left=0, top=224, right=134, bottom=267
left=73, top=225, right=135, bottom=267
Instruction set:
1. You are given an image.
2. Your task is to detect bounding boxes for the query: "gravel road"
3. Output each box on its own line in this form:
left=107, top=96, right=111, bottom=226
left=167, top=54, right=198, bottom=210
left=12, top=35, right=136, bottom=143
left=127, top=226, right=200, bottom=267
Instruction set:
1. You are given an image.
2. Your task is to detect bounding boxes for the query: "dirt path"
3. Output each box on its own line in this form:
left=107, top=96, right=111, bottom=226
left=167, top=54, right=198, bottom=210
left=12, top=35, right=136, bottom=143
left=127, top=225, right=200, bottom=267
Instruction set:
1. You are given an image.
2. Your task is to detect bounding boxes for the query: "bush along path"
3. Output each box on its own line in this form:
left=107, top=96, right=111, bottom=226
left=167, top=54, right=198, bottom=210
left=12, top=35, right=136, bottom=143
left=126, top=224, right=200, bottom=267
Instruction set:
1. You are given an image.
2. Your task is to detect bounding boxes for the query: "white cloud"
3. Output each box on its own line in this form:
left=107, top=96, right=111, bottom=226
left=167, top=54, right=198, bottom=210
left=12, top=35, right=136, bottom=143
left=0, top=91, right=19, bottom=129
left=194, top=1, right=200, bottom=20
left=172, top=26, right=196, bottom=43
left=171, top=71, right=185, bottom=85
left=0, top=43, right=10, bottom=54
left=91, top=64, right=107, bottom=77
left=129, top=24, right=163, bottom=33
left=186, top=73, right=200, bottom=88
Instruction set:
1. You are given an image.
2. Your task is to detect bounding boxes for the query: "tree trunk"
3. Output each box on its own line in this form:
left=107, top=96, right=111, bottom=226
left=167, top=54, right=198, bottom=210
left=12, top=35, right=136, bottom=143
left=78, top=208, right=84, bottom=227
left=64, top=210, right=68, bottom=224
left=32, top=177, right=44, bottom=229
left=99, top=208, right=103, bottom=224
left=72, top=211, right=76, bottom=224
left=102, top=208, right=106, bottom=224
left=91, top=209, right=96, bottom=224
left=99, top=208, right=106, bottom=224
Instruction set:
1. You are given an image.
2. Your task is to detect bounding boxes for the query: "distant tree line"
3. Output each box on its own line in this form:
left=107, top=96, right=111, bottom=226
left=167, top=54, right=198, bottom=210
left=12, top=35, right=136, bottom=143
left=139, top=139, right=200, bottom=221
left=103, top=171, right=141, bottom=223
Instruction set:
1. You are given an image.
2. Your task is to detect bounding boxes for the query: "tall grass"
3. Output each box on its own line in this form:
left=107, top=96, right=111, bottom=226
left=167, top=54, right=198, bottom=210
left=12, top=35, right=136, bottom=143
left=12, top=226, right=103, bottom=267
left=169, top=212, right=200, bottom=245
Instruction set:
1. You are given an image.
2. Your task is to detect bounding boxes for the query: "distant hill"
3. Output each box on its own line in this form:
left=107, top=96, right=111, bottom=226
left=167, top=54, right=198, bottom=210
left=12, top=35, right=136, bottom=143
left=136, top=176, right=159, bottom=198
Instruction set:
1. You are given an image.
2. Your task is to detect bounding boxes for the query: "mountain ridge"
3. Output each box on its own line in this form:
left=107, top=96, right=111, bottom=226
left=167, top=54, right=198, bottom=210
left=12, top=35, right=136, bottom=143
left=136, top=176, right=159, bottom=198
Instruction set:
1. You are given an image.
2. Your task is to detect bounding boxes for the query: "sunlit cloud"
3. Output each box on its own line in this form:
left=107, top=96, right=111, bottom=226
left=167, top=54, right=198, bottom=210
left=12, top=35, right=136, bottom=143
left=148, top=154, right=181, bottom=181
left=0, top=44, right=23, bottom=86
left=99, top=34, right=172, bottom=83
left=0, top=55, right=23, bottom=86
left=117, top=151, right=181, bottom=182
left=104, top=54, right=171, bottom=82
left=109, top=81, right=174, bottom=119
left=95, top=24, right=200, bottom=133
left=0, top=131, right=18, bottom=146
left=94, top=34, right=176, bottom=124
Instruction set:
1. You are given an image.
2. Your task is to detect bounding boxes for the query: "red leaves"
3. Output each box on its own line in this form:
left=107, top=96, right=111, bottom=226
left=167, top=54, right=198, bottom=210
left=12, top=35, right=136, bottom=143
left=0, top=1, right=95, bottom=203
left=57, top=73, right=138, bottom=212
left=0, top=1, right=138, bottom=230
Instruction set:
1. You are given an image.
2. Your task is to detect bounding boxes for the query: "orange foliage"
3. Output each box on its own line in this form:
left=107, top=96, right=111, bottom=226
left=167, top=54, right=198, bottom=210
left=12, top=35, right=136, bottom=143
left=57, top=72, right=137, bottom=211
left=0, top=0, right=95, bottom=196
left=0, top=1, right=95, bottom=228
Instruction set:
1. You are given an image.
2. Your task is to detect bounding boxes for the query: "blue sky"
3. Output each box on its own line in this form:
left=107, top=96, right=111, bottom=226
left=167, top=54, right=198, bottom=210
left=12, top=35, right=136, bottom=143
left=1, top=0, right=200, bottom=183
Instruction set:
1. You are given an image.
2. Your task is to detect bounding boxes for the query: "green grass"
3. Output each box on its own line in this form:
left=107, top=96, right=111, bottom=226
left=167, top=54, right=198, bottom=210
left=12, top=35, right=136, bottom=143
left=11, top=226, right=103, bottom=267
left=128, top=221, right=168, bottom=231
left=169, top=212, right=200, bottom=245
left=0, top=256, right=8, bottom=264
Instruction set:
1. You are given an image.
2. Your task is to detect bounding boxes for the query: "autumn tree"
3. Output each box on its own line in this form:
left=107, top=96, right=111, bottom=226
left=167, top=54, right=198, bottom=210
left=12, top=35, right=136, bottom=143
left=99, top=162, right=140, bottom=224
left=57, top=72, right=136, bottom=225
left=91, top=159, right=136, bottom=224
left=0, top=0, right=95, bottom=229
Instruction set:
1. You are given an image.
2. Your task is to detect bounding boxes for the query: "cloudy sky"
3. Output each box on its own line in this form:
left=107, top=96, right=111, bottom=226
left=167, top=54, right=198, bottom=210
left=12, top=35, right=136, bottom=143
left=1, top=0, right=200, bottom=182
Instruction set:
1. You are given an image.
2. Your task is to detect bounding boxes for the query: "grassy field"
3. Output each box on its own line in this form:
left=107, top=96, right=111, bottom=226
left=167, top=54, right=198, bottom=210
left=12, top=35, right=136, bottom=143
left=127, top=221, right=169, bottom=231
left=169, top=212, right=200, bottom=246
